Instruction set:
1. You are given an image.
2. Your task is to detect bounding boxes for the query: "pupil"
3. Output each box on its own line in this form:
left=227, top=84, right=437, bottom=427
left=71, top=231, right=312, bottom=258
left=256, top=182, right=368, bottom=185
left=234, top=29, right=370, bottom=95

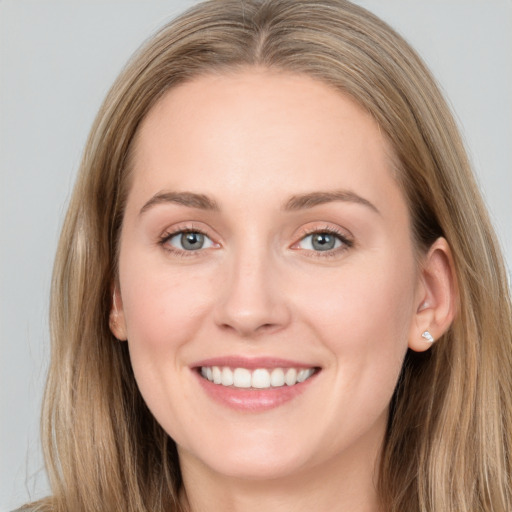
left=182, top=232, right=204, bottom=250
left=312, top=233, right=335, bottom=251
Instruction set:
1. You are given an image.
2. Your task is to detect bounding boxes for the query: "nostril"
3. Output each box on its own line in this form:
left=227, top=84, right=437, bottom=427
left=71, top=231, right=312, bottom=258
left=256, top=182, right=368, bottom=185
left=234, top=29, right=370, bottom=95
left=218, top=321, right=279, bottom=335
left=259, top=323, right=278, bottom=332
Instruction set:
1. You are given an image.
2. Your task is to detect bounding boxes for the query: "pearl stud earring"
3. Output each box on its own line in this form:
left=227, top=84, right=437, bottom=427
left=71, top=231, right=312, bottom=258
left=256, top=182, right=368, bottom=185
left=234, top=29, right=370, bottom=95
left=421, top=331, right=434, bottom=343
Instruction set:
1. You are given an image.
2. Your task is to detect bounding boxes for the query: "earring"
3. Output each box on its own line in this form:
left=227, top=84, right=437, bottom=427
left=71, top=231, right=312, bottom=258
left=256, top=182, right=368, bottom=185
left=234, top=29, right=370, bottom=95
left=421, top=331, right=434, bottom=343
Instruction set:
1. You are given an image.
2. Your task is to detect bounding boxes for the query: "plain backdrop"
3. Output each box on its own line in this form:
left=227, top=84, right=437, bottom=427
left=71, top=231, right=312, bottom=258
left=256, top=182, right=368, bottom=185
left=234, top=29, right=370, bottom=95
left=1, top=1, right=511, bottom=509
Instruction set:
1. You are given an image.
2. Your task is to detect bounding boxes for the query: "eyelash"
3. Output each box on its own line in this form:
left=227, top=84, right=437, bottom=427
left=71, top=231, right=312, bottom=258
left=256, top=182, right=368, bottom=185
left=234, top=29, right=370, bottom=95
left=293, top=226, right=354, bottom=258
left=158, top=225, right=354, bottom=258
left=158, top=225, right=215, bottom=258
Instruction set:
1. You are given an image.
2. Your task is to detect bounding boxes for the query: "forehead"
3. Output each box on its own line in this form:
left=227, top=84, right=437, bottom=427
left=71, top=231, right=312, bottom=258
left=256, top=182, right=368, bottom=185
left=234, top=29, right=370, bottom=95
left=128, top=69, right=404, bottom=217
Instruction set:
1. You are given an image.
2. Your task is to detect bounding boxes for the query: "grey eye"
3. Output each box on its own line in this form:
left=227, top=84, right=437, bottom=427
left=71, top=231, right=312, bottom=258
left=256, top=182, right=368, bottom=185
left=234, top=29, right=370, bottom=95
left=182, top=232, right=204, bottom=250
left=298, top=232, right=343, bottom=251
left=168, top=231, right=214, bottom=251
left=311, top=233, right=337, bottom=251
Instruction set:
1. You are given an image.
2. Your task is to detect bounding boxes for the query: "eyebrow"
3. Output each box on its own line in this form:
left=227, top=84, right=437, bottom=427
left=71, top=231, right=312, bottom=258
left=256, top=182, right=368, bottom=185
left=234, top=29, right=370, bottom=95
left=139, top=191, right=220, bottom=216
left=139, top=189, right=379, bottom=216
left=283, top=190, right=380, bottom=214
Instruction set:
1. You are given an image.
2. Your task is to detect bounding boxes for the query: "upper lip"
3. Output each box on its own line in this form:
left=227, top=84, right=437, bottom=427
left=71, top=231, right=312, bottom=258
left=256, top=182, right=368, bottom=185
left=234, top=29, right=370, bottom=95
left=192, top=356, right=319, bottom=370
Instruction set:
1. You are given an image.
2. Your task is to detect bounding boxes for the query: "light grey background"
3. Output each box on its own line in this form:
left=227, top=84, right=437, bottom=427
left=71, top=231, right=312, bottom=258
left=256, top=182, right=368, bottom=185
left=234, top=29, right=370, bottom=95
left=1, top=1, right=510, bottom=510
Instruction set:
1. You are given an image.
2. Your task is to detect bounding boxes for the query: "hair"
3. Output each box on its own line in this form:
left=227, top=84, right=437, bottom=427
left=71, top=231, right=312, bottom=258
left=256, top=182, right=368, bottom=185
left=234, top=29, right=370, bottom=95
left=27, top=1, right=511, bottom=511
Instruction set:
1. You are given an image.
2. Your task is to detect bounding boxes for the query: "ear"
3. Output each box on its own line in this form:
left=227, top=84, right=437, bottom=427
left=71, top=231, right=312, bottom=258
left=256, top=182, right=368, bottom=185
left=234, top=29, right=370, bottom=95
left=109, top=284, right=128, bottom=341
left=408, top=237, right=457, bottom=352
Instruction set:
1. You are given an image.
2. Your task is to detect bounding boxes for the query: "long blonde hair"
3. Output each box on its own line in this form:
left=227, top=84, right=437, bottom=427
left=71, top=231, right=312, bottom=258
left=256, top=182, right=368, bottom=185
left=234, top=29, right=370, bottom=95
left=30, top=1, right=511, bottom=511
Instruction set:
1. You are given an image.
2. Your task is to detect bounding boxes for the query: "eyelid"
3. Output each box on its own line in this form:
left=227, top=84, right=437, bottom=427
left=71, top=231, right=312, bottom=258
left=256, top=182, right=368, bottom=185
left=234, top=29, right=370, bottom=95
left=158, top=222, right=220, bottom=257
left=290, top=224, right=354, bottom=254
left=156, top=222, right=353, bottom=258
left=167, top=231, right=215, bottom=250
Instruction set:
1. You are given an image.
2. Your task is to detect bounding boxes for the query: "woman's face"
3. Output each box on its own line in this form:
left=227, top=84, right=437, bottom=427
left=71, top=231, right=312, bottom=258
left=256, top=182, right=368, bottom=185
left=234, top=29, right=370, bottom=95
left=114, top=70, right=424, bottom=481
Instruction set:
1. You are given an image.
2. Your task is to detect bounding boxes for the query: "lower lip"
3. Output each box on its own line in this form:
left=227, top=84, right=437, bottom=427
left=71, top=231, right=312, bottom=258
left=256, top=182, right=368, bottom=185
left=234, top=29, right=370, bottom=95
left=195, top=370, right=318, bottom=412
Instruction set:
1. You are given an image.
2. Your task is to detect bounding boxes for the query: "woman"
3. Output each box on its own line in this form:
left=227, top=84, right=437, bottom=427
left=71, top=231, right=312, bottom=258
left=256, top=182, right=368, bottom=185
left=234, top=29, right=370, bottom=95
left=19, top=0, right=512, bottom=511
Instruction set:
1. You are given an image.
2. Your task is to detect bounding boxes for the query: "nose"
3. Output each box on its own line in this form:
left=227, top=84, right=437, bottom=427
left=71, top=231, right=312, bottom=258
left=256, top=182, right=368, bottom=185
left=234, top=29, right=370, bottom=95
left=213, top=248, right=291, bottom=338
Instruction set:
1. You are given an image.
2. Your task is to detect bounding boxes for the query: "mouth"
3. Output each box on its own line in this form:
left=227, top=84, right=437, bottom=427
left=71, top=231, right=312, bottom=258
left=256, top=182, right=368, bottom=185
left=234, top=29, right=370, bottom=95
left=199, top=365, right=317, bottom=389
left=193, top=358, right=320, bottom=412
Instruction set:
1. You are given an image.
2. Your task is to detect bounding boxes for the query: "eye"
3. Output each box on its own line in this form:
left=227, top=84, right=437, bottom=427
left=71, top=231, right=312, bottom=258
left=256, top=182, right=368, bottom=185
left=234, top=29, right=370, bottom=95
left=294, top=229, right=352, bottom=253
left=165, top=231, right=216, bottom=251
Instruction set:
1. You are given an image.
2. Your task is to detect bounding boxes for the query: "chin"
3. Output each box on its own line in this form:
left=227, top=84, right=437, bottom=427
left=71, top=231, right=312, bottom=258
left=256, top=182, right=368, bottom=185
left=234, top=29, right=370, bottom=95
left=179, top=437, right=313, bottom=482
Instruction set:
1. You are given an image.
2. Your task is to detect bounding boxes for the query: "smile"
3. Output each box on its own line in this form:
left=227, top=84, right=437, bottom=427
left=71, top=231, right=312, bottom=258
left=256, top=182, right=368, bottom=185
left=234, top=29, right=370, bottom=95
left=200, top=366, right=316, bottom=389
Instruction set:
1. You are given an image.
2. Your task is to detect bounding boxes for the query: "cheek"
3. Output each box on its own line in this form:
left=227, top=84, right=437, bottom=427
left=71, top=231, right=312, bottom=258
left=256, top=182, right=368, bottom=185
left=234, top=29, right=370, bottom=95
left=118, top=258, right=216, bottom=435
left=118, top=251, right=218, bottom=389
left=296, top=251, right=416, bottom=376
left=120, top=252, right=212, bottom=338
left=308, top=261, right=413, bottom=323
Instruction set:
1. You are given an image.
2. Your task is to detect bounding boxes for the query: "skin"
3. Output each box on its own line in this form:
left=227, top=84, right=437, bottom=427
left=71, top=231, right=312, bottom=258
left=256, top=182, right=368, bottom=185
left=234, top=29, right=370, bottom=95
left=111, top=69, right=455, bottom=512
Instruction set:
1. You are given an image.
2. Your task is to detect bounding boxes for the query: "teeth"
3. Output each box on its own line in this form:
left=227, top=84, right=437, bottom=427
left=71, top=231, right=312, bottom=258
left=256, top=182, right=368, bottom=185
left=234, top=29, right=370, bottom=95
left=251, top=369, right=270, bottom=389
left=297, top=369, right=309, bottom=383
left=200, top=366, right=315, bottom=389
left=270, top=368, right=285, bottom=387
left=221, top=367, right=234, bottom=386
left=233, top=368, right=252, bottom=388
left=212, top=366, right=222, bottom=384
left=285, top=368, right=297, bottom=386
